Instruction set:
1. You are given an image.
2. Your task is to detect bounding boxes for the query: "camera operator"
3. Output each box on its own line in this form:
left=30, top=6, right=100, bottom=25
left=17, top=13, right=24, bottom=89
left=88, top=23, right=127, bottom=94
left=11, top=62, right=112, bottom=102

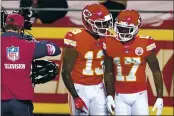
left=1, top=13, right=61, bottom=116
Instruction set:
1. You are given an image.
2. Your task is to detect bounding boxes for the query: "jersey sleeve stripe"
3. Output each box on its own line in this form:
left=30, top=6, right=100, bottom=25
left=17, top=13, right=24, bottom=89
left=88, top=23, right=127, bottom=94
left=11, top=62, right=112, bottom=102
left=103, top=42, right=106, bottom=50
left=146, top=43, right=156, bottom=51
left=64, top=38, right=77, bottom=47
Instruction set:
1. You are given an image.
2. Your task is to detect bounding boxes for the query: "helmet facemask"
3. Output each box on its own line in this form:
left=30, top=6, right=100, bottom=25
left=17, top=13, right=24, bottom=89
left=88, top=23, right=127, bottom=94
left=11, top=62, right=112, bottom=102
left=85, top=13, right=114, bottom=36
left=114, top=21, right=139, bottom=42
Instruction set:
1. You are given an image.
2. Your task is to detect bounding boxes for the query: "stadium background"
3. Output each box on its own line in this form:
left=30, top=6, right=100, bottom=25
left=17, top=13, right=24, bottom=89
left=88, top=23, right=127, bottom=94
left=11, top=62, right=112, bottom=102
left=2, top=0, right=173, bottom=115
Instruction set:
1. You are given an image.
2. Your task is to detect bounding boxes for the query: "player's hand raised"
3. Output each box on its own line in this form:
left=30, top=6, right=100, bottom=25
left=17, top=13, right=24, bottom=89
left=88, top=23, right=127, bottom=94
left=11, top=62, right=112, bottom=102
left=152, top=98, right=163, bottom=115
left=74, top=97, right=88, bottom=114
left=106, top=95, right=115, bottom=115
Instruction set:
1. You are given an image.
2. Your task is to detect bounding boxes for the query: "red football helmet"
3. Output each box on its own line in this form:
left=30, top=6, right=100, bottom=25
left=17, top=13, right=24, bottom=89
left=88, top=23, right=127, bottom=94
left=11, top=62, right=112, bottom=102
left=82, top=3, right=113, bottom=36
left=114, top=9, right=142, bottom=42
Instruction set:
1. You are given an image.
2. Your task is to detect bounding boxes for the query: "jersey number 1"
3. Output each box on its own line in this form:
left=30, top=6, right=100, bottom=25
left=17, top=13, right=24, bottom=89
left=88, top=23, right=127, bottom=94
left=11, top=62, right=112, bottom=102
left=83, top=50, right=104, bottom=76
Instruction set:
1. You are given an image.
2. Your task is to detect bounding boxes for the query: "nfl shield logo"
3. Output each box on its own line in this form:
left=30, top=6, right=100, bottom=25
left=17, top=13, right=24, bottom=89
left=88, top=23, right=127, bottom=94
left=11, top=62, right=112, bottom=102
left=6, top=46, right=20, bottom=62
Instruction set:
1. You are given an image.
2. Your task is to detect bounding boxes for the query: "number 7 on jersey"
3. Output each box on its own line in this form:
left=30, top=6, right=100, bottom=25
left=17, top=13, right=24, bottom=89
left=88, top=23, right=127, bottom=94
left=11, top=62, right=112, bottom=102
left=114, top=57, right=141, bottom=81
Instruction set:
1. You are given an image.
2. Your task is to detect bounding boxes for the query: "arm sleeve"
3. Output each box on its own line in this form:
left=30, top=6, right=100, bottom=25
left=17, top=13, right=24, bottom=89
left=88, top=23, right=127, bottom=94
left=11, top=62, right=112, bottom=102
left=103, top=42, right=107, bottom=51
left=33, top=41, right=61, bottom=59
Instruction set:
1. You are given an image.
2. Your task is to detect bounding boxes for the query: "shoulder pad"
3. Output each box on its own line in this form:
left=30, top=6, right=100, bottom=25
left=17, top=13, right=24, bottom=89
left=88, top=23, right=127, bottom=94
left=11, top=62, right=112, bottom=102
left=64, top=28, right=83, bottom=47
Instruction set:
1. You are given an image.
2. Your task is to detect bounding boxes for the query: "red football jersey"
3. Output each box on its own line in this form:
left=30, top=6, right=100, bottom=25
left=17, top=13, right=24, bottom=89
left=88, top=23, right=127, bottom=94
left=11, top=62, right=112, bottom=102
left=64, top=28, right=105, bottom=85
left=104, top=35, right=156, bottom=93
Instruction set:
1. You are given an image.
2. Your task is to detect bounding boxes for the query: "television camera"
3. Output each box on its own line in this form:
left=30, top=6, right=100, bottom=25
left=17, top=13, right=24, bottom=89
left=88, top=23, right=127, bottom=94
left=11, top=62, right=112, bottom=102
left=1, top=6, right=33, bottom=32
left=1, top=6, right=36, bottom=41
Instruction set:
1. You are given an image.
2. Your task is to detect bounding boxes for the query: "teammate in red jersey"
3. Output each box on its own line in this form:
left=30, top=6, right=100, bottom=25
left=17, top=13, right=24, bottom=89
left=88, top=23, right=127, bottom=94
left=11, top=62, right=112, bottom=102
left=103, top=9, right=164, bottom=115
left=62, top=3, right=114, bottom=115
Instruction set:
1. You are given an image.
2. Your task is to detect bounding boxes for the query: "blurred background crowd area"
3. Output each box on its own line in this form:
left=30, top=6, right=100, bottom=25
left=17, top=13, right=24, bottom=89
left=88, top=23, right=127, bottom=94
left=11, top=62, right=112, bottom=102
left=2, top=0, right=173, bottom=29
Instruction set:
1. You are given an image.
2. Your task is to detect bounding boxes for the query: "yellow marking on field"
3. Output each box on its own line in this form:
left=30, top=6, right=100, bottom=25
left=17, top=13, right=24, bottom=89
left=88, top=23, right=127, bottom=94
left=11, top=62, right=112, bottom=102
left=27, top=27, right=173, bottom=41
left=33, top=103, right=173, bottom=115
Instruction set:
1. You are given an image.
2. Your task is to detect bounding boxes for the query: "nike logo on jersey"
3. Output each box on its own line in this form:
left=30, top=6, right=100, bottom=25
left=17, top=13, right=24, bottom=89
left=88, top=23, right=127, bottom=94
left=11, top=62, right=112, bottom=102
left=68, top=33, right=72, bottom=36
left=139, top=92, right=144, bottom=95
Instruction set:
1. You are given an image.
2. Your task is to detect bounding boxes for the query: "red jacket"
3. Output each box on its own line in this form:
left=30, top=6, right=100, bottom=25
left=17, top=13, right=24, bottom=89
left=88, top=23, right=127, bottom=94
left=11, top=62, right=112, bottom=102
left=1, top=32, right=35, bottom=100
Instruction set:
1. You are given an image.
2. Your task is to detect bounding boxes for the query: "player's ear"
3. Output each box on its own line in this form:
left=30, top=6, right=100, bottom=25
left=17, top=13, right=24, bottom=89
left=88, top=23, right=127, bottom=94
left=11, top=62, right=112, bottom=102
left=18, top=27, right=23, bottom=33
left=18, top=29, right=22, bottom=33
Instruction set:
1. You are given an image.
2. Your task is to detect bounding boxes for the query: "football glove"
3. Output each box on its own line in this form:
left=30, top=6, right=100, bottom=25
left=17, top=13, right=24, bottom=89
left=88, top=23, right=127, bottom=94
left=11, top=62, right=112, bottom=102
left=152, top=98, right=163, bottom=115
left=106, top=95, right=115, bottom=115
left=74, top=97, right=88, bottom=114
left=31, top=60, right=58, bottom=85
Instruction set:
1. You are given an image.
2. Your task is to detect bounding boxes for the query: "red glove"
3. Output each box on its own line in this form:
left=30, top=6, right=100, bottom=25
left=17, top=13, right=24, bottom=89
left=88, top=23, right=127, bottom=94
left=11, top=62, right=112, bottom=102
left=74, top=97, right=88, bottom=110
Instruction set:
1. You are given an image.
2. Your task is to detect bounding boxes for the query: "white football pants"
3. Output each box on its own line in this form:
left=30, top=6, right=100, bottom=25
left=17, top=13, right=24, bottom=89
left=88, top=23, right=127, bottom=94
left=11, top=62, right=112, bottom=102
left=69, top=82, right=108, bottom=115
left=114, top=90, right=149, bottom=115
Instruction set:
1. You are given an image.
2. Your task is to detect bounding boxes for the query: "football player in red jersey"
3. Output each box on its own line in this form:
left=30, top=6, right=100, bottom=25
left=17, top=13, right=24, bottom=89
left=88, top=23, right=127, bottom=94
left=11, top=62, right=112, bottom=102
left=103, top=9, right=164, bottom=115
left=62, top=3, right=114, bottom=115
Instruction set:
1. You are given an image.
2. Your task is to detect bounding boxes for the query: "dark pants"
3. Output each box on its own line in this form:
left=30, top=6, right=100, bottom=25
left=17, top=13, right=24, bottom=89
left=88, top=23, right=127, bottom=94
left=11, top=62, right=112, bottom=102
left=1, top=99, right=34, bottom=116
